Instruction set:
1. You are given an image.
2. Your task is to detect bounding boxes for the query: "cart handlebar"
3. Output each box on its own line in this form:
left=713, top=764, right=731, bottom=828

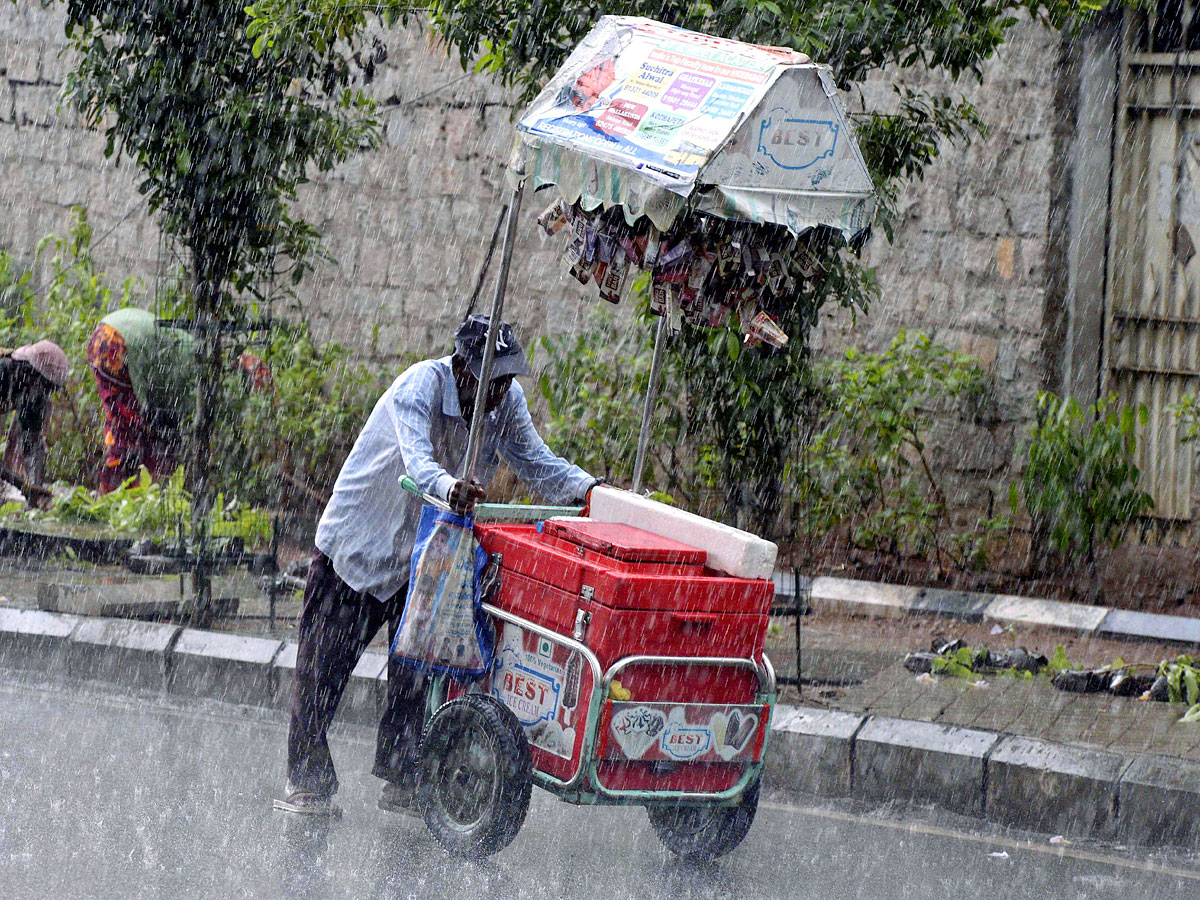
left=399, top=474, right=456, bottom=514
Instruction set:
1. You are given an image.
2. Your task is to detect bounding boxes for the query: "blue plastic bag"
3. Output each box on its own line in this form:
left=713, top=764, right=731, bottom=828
left=391, top=505, right=492, bottom=680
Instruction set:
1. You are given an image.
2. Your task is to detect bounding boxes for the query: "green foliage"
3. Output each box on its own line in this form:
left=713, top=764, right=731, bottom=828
left=929, top=644, right=1036, bottom=681
left=1046, top=644, right=1075, bottom=674
left=803, top=330, right=1006, bottom=570
left=4, top=466, right=272, bottom=544
left=536, top=250, right=879, bottom=533
left=1171, top=393, right=1200, bottom=444
left=0, top=214, right=387, bottom=511
left=537, top=290, right=692, bottom=501
left=931, top=645, right=987, bottom=679
left=1158, top=656, right=1200, bottom=722
left=539, top=311, right=1007, bottom=573
left=676, top=238, right=877, bottom=533
left=57, top=0, right=389, bottom=586
left=0, top=208, right=135, bottom=485
left=212, top=323, right=395, bottom=507
left=1014, top=392, right=1154, bottom=569
left=61, top=0, right=380, bottom=309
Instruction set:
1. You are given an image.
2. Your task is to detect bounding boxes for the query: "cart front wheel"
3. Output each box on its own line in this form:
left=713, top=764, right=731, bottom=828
left=417, top=694, right=532, bottom=859
left=647, top=777, right=760, bottom=862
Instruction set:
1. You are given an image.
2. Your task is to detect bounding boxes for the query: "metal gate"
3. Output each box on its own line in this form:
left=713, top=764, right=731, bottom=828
left=1107, top=3, right=1200, bottom=521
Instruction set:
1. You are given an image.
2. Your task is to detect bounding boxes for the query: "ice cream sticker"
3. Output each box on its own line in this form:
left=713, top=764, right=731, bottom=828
left=610, top=705, right=667, bottom=759
left=490, top=623, right=579, bottom=759
left=604, top=701, right=763, bottom=762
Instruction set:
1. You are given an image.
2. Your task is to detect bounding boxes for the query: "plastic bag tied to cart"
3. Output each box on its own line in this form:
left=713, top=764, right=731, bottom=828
left=391, top=505, right=493, bottom=680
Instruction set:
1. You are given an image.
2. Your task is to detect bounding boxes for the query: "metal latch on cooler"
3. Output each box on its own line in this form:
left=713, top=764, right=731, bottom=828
left=573, top=601, right=592, bottom=643
left=479, top=553, right=503, bottom=600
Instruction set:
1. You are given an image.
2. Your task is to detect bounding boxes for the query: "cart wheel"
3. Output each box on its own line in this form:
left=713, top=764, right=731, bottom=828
left=647, top=777, right=760, bottom=862
left=417, top=694, right=532, bottom=859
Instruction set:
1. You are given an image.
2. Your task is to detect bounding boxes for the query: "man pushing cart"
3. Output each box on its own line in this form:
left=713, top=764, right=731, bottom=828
left=278, top=15, right=875, bottom=861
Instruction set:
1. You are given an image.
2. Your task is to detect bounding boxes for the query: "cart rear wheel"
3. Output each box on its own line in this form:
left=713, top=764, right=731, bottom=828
left=417, top=694, right=532, bottom=859
left=647, top=777, right=760, bottom=862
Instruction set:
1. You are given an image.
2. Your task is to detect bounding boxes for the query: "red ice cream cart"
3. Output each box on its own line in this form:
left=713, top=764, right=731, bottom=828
left=406, top=488, right=778, bottom=861
left=401, top=13, right=873, bottom=861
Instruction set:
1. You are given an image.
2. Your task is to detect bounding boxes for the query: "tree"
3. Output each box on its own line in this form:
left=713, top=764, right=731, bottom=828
left=243, top=0, right=1097, bottom=536
left=50, top=0, right=383, bottom=621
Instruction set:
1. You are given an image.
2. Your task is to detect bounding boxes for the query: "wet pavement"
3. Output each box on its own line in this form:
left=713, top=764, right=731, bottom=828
left=3, top=674, right=1198, bottom=899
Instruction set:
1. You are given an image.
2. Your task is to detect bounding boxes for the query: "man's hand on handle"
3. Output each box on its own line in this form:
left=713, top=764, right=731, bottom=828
left=448, top=478, right=486, bottom=515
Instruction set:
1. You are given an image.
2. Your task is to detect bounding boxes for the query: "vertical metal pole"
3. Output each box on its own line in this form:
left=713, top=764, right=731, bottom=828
left=465, top=203, right=510, bottom=318
left=632, top=315, right=670, bottom=493
left=794, top=567, right=803, bottom=699
left=268, top=514, right=279, bottom=632
left=462, top=183, right=524, bottom=482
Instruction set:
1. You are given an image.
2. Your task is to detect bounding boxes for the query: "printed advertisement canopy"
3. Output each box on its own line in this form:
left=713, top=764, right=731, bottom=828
left=512, top=16, right=876, bottom=239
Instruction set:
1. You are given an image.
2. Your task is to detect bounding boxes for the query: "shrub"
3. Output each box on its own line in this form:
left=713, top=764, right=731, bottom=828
left=211, top=323, right=395, bottom=509
left=804, top=330, right=1006, bottom=571
left=1013, top=392, right=1154, bottom=572
left=537, top=292, right=698, bottom=506
left=0, top=209, right=391, bottom=509
left=538, top=310, right=1008, bottom=572
left=3, top=466, right=271, bottom=545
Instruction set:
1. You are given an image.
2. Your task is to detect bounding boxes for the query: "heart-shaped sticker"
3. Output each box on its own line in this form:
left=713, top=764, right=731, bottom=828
left=713, top=709, right=758, bottom=760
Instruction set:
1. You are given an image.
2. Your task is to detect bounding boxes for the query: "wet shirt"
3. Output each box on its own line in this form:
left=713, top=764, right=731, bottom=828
left=316, top=356, right=594, bottom=601
left=0, top=357, right=48, bottom=437
left=99, top=308, right=196, bottom=421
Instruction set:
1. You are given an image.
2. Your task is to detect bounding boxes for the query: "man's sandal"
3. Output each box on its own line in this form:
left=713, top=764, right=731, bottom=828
left=273, top=790, right=343, bottom=819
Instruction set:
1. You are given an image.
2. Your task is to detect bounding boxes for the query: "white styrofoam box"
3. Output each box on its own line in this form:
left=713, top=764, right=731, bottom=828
left=587, top=486, right=777, bottom=580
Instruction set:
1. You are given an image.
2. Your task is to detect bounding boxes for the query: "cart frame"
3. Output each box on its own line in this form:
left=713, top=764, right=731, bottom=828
left=428, top=601, right=776, bottom=808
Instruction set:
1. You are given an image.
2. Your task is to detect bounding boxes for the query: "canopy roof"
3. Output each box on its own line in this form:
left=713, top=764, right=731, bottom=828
left=512, top=16, right=876, bottom=240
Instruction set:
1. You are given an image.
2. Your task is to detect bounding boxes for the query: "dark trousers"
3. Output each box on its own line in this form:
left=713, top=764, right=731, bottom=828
left=287, top=552, right=427, bottom=796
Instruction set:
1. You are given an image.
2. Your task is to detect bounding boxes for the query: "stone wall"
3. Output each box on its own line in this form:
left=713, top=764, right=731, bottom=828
left=0, top=7, right=596, bottom=367
left=1, top=8, right=1062, bottom=518
left=818, top=18, right=1060, bottom=519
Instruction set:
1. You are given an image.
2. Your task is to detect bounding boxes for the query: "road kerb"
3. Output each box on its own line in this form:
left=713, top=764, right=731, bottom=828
left=0, top=606, right=80, bottom=675
left=807, top=577, right=917, bottom=619
left=66, top=617, right=180, bottom=692
left=853, top=716, right=998, bottom=816
left=765, top=705, right=863, bottom=797
left=167, top=629, right=284, bottom=706
left=985, top=735, right=1129, bottom=839
left=1117, top=754, right=1200, bottom=849
left=982, top=595, right=1109, bottom=633
left=793, top=571, right=1200, bottom=649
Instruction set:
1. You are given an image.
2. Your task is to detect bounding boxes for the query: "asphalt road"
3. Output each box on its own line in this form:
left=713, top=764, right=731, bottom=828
left=2, top=675, right=1198, bottom=900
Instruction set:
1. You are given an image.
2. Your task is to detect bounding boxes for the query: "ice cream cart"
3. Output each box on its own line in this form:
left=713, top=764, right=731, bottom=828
left=402, top=15, right=875, bottom=860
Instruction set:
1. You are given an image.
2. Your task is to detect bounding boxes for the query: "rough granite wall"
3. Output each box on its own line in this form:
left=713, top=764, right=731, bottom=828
left=0, top=7, right=595, bottom=366
left=819, top=18, right=1059, bottom=519
left=1, top=8, right=1059, bottom=514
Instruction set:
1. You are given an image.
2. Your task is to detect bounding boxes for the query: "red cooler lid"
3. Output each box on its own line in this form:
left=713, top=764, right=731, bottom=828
left=542, top=518, right=706, bottom=564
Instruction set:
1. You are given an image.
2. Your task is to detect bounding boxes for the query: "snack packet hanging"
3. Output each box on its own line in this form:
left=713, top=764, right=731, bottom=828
left=746, top=310, right=790, bottom=349
left=391, top=505, right=492, bottom=680
left=537, top=199, right=569, bottom=237
left=598, top=255, right=629, bottom=304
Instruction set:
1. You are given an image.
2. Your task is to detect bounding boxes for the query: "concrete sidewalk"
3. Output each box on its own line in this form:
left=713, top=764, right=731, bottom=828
left=764, top=576, right=1200, bottom=766
left=4, top=568, right=1200, bottom=853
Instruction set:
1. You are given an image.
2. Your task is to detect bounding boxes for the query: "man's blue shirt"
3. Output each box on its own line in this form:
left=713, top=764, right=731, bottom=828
left=315, top=357, right=593, bottom=601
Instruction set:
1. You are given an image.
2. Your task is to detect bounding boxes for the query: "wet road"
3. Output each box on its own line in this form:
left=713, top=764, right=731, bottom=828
left=2, top=675, right=1197, bottom=900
